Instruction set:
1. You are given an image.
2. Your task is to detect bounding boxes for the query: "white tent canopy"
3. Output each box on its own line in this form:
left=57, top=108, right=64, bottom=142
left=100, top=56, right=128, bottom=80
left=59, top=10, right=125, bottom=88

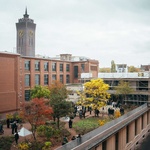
left=18, top=127, right=32, bottom=137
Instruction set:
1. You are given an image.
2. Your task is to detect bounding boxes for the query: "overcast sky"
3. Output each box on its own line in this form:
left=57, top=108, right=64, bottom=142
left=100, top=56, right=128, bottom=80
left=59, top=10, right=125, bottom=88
left=0, top=0, right=150, bottom=67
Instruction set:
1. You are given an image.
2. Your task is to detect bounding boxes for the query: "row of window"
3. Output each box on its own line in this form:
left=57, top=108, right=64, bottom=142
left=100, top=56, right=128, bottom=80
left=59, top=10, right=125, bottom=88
left=25, top=60, right=86, bottom=72
left=25, top=74, right=70, bottom=86
left=25, top=61, right=71, bottom=72
left=105, top=80, right=149, bottom=91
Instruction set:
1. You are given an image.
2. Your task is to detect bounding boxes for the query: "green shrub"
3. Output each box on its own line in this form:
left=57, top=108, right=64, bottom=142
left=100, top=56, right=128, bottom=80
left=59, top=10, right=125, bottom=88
left=37, top=125, right=61, bottom=140
left=0, top=136, right=14, bottom=150
left=42, top=141, right=52, bottom=150
left=28, top=141, right=44, bottom=150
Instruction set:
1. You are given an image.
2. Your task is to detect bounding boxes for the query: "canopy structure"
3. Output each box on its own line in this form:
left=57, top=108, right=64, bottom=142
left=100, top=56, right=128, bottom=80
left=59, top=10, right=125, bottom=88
left=18, top=127, right=32, bottom=137
left=60, top=116, right=70, bottom=122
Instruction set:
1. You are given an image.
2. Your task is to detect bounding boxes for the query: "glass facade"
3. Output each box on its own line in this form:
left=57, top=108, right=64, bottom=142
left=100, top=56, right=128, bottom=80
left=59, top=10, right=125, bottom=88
left=66, top=74, right=70, bottom=83
left=66, top=64, right=70, bottom=72
left=25, top=60, right=30, bottom=71
left=60, top=75, right=63, bottom=83
left=52, top=62, right=56, bottom=71
left=35, top=61, right=40, bottom=71
left=44, top=62, right=48, bottom=71
left=25, top=90, right=30, bottom=101
left=81, top=64, right=85, bottom=72
left=52, top=74, right=56, bottom=81
left=74, top=66, right=78, bottom=78
left=35, top=74, right=40, bottom=85
left=25, top=74, right=30, bottom=86
left=44, top=74, right=48, bottom=85
left=60, top=64, right=63, bottom=72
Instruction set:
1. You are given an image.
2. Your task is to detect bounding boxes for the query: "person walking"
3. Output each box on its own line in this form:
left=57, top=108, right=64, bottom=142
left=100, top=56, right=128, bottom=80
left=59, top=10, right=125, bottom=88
left=62, top=136, right=68, bottom=145
left=79, top=110, right=83, bottom=119
left=69, top=119, right=73, bottom=128
left=6, top=118, right=10, bottom=128
left=89, top=107, right=92, bottom=115
left=11, top=121, right=18, bottom=134
left=14, top=121, right=18, bottom=133
left=0, top=122, right=4, bottom=134
left=14, top=132, right=19, bottom=144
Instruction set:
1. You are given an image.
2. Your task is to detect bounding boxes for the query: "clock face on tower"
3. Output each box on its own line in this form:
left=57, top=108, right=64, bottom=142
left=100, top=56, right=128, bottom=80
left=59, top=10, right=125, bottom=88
left=19, top=30, right=24, bottom=37
left=29, top=30, right=33, bottom=37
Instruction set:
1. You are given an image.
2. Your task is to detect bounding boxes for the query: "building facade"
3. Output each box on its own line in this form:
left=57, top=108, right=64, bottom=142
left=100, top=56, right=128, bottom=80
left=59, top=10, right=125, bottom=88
left=0, top=52, right=99, bottom=115
left=0, top=52, right=20, bottom=114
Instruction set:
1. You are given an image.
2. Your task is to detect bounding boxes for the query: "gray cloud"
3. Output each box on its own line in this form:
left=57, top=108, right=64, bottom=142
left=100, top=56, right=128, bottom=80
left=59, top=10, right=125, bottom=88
left=0, top=0, right=150, bottom=67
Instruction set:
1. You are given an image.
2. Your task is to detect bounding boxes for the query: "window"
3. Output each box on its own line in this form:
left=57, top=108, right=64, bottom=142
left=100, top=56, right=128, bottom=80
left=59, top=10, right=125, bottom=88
left=52, top=74, right=56, bottom=81
left=19, top=38, right=23, bottom=46
left=44, top=74, right=48, bottom=85
left=102, top=141, right=107, bottom=150
left=35, top=74, right=40, bottom=85
left=90, top=66, right=97, bottom=71
left=74, top=66, right=78, bottom=78
left=52, top=62, right=56, bottom=71
left=135, top=119, right=138, bottom=135
left=60, top=75, right=63, bottom=83
left=113, top=80, right=119, bottom=86
left=44, top=62, right=48, bottom=71
left=81, top=64, right=85, bottom=72
left=66, top=64, right=70, bottom=72
left=126, top=125, right=129, bottom=143
left=137, top=81, right=148, bottom=91
left=115, top=132, right=119, bottom=150
left=25, top=60, right=30, bottom=71
left=142, top=115, right=144, bottom=129
left=66, top=75, right=70, bottom=83
left=25, top=74, right=30, bottom=86
left=35, top=61, right=40, bottom=71
left=60, top=64, right=63, bottom=72
left=25, top=90, right=30, bottom=101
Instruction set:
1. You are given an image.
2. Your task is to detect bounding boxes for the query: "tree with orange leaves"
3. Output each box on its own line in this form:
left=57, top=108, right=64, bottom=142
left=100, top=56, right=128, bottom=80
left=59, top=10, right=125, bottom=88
left=20, top=98, right=53, bottom=141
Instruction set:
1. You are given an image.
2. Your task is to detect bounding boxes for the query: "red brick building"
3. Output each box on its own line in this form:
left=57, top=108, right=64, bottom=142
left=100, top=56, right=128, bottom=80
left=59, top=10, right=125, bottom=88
left=0, top=52, right=20, bottom=114
left=0, top=52, right=99, bottom=115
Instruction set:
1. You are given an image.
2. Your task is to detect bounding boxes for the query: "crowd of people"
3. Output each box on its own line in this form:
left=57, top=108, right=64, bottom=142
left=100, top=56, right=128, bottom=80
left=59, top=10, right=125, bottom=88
left=62, top=134, right=82, bottom=145
left=72, top=100, right=124, bottom=119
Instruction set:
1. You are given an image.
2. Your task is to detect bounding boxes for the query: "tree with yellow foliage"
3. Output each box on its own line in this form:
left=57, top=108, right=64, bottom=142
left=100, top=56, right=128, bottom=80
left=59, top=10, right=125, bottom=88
left=115, top=80, right=133, bottom=104
left=77, top=79, right=110, bottom=113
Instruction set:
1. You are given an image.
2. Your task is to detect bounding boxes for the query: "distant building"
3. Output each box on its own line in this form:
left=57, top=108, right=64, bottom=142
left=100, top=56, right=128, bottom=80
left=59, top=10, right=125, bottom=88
left=81, top=72, right=150, bottom=103
left=141, top=65, right=150, bottom=72
left=116, top=64, right=128, bottom=73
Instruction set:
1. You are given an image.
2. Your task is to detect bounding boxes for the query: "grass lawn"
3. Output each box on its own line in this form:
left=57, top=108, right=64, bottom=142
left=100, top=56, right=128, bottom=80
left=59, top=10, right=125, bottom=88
left=73, top=117, right=101, bottom=135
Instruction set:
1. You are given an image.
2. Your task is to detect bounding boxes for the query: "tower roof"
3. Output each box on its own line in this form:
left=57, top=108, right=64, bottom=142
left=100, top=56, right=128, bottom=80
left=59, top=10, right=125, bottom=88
left=24, top=7, right=29, bottom=18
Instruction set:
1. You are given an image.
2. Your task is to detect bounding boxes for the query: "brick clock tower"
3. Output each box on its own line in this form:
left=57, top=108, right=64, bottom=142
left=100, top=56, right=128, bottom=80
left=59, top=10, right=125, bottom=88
left=16, top=8, right=36, bottom=57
